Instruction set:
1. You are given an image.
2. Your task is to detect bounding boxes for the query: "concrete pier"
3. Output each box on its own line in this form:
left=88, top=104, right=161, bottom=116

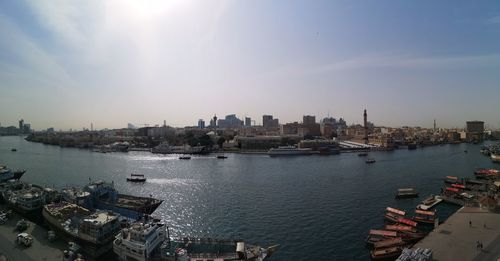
left=412, top=207, right=500, bottom=261
left=0, top=209, right=69, bottom=261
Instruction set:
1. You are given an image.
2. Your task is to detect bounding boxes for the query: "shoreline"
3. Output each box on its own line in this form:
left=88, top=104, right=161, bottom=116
left=412, top=206, right=500, bottom=261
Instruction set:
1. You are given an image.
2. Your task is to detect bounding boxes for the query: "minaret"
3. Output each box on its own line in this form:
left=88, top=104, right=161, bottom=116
left=363, top=109, right=368, bottom=144
left=213, top=114, right=217, bottom=128
left=433, top=119, right=436, bottom=133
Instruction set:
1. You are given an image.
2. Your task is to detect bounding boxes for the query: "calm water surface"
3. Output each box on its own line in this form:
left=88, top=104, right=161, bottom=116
left=0, top=136, right=496, bottom=260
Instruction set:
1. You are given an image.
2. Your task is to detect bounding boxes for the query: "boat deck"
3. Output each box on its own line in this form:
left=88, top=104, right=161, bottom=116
left=0, top=207, right=86, bottom=261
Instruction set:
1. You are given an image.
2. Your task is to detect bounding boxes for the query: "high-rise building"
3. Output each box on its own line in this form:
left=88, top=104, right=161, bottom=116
left=303, top=115, right=316, bottom=125
left=198, top=119, right=205, bottom=129
left=363, top=109, right=368, bottom=144
left=217, top=114, right=243, bottom=129
left=245, top=117, right=251, bottom=127
left=263, top=115, right=273, bottom=128
left=466, top=121, right=485, bottom=142
left=19, top=119, right=24, bottom=131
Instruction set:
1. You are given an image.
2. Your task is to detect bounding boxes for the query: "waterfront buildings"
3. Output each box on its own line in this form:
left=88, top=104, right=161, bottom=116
left=466, top=121, right=485, bottom=142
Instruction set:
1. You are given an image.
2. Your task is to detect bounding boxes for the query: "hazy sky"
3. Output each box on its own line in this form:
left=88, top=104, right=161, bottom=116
left=1, top=1, right=499, bottom=130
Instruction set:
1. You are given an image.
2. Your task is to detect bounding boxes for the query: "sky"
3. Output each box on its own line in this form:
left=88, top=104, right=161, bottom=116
left=1, top=0, right=499, bottom=130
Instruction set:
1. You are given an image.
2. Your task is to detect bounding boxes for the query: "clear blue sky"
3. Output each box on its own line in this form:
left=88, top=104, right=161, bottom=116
left=1, top=0, right=499, bottom=130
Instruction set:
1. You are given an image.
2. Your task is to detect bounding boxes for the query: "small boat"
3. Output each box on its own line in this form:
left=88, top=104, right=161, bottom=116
left=444, top=175, right=459, bottom=184
left=216, top=155, right=228, bottom=159
left=413, top=209, right=436, bottom=225
left=126, top=174, right=146, bottom=182
left=373, top=237, right=404, bottom=249
left=370, top=246, right=403, bottom=260
left=384, top=207, right=405, bottom=223
left=491, top=154, right=500, bottom=163
left=179, top=156, right=191, bottom=160
left=385, top=225, right=416, bottom=233
left=399, top=231, right=427, bottom=243
left=395, top=188, right=419, bottom=199
left=11, top=148, right=17, bottom=152
left=365, top=230, right=398, bottom=246
left=358, top=153, right=368, bottom=156
left=474, top=168, right=499, bottom=179
left=366, top=158, right=376, bottom=164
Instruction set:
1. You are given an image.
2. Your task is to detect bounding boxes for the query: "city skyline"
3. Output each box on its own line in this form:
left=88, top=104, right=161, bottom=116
left=1, top=1, right=500, bottom=130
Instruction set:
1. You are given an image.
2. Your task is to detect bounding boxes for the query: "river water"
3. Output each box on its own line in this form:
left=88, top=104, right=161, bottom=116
left=0, top=136, right=496, bottom=260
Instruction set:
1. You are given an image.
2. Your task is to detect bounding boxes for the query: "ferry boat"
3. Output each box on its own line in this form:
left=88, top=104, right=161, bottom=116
left=370, top=246, right=403, bottom=260
left=364, top=230, right=398, bottom=246
left=267, top=146, right=312, bottom=156
left=474, top=168, right=499, bottom=179
left=216, top=155, right=228, bottom=159
left=62, top=180, right=162, bottom=219
left=127, top=174, right=147, bottom=182
left=0, top=165, right=26, bottom=182
left=179, top=156, right=191, bottom=160
left=413, top=209, right=436, bottom=225
left=395, top=188, right=419, bottom=199
left=162, top=237, right=278, bottom=261
left=42, top=202, right=120, bottom=258
left=384, top=207, right=405, bottom=223
left=444, top=175, right=459, bottom=184
left=113, top=217, right=166, bottom=261
left=385, top=225, right=416, bottom=233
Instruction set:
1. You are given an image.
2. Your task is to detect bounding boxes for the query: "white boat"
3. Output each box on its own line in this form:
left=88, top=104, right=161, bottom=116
left=491, top=154, right=500, bottom=163
left=416, top=195, right=443, bottom=210
left=268, top=146, right=312, bottom=156
left=113, top=217, right=166, bottom=261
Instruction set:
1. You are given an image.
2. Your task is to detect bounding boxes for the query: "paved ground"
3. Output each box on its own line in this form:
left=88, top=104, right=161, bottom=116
left=413, top=207, right=500, bottom=261
left=0, top=210, right=66, bottom=261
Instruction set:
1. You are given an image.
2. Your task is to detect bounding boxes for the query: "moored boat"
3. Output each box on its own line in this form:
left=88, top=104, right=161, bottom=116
left=416, top=195, right=442, bottom=210
left=413, top=209, right=436, bottom=225
left=179, top=156, right=191, bottom=160
left=268, top=146, right=313, bottom=156
left=384, top=207, right=405, bottom=223
left=0, top=165, right=26, bottom=182
left=113, top=216, right=166, bottom=261
left=395, top=188, right=419, bottom=199
left=370, top=246, right=403, bottom=260
left=385, top=225, right=416, bottom=233
left=162, top=237, right=278, bottom=261
left=474, top=168, right=499, bottom=179
left=491, top=153, right=500, bottom=163
left=43, top=202, right=121, bottom=258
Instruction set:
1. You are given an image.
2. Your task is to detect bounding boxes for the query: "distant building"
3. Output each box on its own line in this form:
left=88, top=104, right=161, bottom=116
left=198, top=119, right=205, bottom=129
left=217, top=114, right=243, bottom=129
left=302, top=115, right=320, bottom=136
left=466, top=121, right=485, bottom=142
left=245, top=117, right=251, bottom=127
left=281, top=122, right=299, bottom=135
left=127, top=123, right=137, bottom=129
left=19, top=119, right=24, bottom=132
left=262, top=115, right=279, bottom=129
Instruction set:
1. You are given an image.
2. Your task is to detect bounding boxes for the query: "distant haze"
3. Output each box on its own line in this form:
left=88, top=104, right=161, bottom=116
left=1, top=1, right=499, bottom=130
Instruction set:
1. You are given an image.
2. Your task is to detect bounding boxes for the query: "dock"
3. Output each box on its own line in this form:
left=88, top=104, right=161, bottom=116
left=412, top=207, right=500, bottom=261
left=0, top=208, right=86, bottom=261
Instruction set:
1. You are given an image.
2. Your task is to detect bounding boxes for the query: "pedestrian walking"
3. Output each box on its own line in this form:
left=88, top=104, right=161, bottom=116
left=469, top=220, right=472, bottom=227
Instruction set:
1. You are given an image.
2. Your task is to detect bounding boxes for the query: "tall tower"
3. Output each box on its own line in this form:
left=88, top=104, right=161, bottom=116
left=363, top=109, right=368, bottom=145
left=213, top=114, right=217, bottom=128
left=433, top=119, right=436, bottom=133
